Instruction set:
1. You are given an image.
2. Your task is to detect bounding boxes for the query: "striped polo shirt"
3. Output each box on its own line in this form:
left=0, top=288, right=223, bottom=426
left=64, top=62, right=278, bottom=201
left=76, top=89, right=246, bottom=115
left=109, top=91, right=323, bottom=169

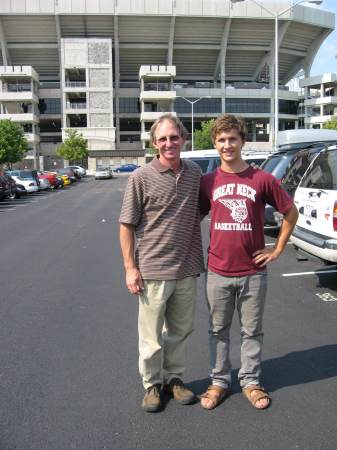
left=119, top=157, right=205, bottom=280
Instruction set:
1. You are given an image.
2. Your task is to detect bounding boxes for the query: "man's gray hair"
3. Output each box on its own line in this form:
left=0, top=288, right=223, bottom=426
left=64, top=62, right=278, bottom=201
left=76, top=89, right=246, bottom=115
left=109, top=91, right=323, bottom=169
left=149, top=113, right=189, bottom=146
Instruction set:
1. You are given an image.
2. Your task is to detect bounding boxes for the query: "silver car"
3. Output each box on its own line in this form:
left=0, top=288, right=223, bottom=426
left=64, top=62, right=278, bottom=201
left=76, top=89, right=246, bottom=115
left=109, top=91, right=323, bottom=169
left=95, top=167, right=113, bottom=180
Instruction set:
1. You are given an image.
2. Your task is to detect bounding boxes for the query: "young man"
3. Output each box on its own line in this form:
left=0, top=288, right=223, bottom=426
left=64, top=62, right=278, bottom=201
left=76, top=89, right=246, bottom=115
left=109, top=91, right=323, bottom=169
left=119, top=114, right=204, bottom=412
left=199, top=114, right=298, bottom=410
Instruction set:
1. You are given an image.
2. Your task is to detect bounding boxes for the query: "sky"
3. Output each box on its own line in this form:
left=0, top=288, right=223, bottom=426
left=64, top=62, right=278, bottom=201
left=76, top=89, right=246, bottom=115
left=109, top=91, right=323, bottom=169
left=309, top=0, right=337, bottom=75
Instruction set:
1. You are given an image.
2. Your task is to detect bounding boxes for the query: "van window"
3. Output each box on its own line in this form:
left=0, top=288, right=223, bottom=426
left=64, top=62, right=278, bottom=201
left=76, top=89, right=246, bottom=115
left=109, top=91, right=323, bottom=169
left=189, top=157, right=220, bottom=174
left=191, top=159, right=211, bottom=174
left=300, top=150, right=337, bottom=190
left=282, top=151, right=316, bottom=186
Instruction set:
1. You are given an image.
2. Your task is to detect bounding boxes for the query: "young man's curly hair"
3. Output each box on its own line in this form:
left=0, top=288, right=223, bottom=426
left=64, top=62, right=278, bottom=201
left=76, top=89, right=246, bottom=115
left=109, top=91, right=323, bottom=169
left=211, top=114, right=248, bottom=144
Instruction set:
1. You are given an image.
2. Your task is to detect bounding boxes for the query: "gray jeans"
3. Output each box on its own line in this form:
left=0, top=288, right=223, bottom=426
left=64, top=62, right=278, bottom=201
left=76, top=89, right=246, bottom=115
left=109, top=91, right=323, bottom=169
left=206, top=269, right=267, bottom=389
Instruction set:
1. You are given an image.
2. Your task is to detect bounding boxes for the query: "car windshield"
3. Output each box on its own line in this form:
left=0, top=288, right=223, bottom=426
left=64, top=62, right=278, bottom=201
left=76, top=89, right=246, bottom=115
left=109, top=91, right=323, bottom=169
left=19, top=172, right=34, bottom=179
left=190, top=159, right=211, bottom=174
left=246, top=158, right=266, bottom=167
left=97, top=167, right=109, bottom=171
left=261, top=154, right=294, bottom=180
left=260, top=155, right=283, bottom=172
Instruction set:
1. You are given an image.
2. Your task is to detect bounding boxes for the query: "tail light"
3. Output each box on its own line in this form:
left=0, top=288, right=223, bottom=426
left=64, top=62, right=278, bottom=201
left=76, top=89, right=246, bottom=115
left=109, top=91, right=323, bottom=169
left=333, top=201, right=337, bottom=231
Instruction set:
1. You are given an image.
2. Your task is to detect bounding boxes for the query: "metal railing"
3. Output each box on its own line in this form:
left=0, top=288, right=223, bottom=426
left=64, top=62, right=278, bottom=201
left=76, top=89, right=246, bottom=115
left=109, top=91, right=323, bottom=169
left=65, top=81, right=86, bottom=88
left=6, top=84, right=32, bottom=92
left=66, top=102, right=87, bottom=109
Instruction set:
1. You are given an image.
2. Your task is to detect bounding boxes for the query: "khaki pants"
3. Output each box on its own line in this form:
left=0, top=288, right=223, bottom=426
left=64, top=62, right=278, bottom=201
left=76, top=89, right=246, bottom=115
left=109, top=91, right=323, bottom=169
left=138, top=276, right=197, bottom=389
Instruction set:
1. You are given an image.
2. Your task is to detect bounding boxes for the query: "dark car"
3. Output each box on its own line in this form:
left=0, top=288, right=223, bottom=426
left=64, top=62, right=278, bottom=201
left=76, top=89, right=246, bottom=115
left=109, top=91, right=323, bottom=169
left=113, top=164, right=139, bottom=173
left=263, top=143, right=329, bottom=227
left=0, top=173, right=27, bottom=199
left=0, top=174, right=10, bottom=200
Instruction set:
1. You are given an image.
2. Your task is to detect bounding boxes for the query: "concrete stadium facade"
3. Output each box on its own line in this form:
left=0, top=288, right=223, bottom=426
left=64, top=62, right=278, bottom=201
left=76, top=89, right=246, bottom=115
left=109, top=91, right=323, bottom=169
left=0, top=0, right=334, bottom=170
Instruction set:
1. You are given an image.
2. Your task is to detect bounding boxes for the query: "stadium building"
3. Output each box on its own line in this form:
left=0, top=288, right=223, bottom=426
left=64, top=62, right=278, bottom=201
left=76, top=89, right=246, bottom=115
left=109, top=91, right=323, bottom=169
left=0, top=0, right=334, bottom=171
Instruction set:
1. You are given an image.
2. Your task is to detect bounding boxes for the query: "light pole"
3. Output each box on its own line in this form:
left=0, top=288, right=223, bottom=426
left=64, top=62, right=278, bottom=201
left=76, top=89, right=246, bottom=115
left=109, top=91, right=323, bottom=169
left=231, top=0, right=322, bottom=148
left=176, top=96, right=211, bottom=151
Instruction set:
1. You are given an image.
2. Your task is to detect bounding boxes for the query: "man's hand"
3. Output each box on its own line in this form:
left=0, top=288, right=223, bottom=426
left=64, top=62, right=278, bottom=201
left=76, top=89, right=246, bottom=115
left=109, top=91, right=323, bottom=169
left=252, top=247, right=281, bottom=267
left=126, top=267, right=144, bottom=295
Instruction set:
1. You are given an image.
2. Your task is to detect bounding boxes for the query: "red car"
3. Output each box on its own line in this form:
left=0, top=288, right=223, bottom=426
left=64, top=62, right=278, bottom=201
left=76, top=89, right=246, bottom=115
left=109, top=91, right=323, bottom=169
left=38, top=171, right=60, bottom=189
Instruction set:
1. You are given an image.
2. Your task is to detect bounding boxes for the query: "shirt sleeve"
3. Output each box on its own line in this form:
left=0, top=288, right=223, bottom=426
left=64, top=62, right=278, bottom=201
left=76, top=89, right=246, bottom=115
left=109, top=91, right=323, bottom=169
left=119, top=171, right=144, bottom=226
left=263, top=173, right=294, bottom=215
left=199, top=174, right=211, bottom=216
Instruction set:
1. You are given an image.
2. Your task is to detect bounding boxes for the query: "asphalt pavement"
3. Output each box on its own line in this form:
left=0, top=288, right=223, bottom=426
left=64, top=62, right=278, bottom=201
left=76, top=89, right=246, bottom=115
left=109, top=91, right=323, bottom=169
left=0, top=176, right=336, bottom=450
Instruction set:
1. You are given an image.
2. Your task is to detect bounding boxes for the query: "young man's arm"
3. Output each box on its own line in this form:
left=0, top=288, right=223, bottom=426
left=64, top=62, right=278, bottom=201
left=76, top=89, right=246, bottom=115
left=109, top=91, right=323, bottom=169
left=120, top=223, right=144, bottom=295
left=252, top=205, right=298, bottom=267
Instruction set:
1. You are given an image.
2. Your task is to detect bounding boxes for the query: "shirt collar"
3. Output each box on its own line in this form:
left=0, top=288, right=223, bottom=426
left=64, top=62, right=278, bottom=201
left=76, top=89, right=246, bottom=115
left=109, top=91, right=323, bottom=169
left=151, top=156, right=188, bottom=173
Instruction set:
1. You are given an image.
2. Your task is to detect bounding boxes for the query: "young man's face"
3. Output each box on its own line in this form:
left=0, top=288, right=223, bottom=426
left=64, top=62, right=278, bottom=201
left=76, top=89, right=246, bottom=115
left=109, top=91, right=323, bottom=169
left=213, top=128, right=244, bottom=165
left=153, top=120, right=185, bottom=165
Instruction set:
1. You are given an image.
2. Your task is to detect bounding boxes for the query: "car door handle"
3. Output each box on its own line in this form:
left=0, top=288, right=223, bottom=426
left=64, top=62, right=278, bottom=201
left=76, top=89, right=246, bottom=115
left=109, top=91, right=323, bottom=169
left=306, top=220, right=311, bottom=226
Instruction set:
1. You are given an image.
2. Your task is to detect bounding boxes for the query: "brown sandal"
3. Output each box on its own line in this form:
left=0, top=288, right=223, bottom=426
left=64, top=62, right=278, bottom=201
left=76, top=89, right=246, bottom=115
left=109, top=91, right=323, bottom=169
left=200, top=385, right=230, bottom=410
left=242, top=385, right=270, bottom=410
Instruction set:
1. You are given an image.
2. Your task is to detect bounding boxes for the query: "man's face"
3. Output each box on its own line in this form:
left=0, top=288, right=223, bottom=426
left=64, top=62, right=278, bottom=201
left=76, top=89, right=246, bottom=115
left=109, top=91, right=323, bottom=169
left=214, top=128, right=244, bottom=165
left=153, top=120, right=185, bottom=164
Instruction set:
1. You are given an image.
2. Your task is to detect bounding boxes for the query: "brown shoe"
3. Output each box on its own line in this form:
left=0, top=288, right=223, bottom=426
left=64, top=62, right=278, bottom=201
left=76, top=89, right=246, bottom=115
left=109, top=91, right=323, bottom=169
left=166, top=378, right=196, bottom=405
left=142, top=384, right=162, bottom=412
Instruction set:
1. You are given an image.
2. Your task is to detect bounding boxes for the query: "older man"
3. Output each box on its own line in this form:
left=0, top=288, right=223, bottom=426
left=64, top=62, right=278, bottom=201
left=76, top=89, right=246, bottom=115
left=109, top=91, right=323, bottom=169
left=119, top=114, right=204, bottom=412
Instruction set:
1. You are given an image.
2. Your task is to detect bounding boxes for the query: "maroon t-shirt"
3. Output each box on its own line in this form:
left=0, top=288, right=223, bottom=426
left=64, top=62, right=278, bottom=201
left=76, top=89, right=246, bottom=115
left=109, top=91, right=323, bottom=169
left=200, top=166, right=293, bottom=277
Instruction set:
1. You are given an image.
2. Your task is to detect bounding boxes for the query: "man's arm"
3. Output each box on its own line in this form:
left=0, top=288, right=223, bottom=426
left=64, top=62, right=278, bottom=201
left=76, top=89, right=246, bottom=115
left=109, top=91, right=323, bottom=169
left=120, top=223, right=144, bottom=295
left=253, top=205, right=299, bottom=267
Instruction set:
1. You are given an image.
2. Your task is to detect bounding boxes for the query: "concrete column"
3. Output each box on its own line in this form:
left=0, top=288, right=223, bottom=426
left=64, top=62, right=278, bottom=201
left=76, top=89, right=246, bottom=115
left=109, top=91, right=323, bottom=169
left=114, top=16, right=120, bottom=149
left=269, top=62, right=275, bottom=145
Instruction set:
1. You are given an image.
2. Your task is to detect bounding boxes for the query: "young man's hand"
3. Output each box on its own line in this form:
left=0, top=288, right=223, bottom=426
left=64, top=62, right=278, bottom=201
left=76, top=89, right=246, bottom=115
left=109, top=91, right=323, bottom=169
left=126, top=267, right=144, bottom=295
left=252, top=247, right=281, bottom=267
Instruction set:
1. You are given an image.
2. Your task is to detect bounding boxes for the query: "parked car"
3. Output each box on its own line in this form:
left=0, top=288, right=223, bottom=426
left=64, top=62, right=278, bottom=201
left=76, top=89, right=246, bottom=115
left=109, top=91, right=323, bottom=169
left=112, top=164, right=139, bottom=173
left=38, top=171, right=61, bottom=189
left=264, top=143, right=329, bottom=227
left=56, top=173, right=70, bottom=186
left=57, top=168, right=77, bottom=183
left=291, top=145, right=337, bottom=263
left=6, top=169, right=40, bottom=187
left=0, top=174, right=11, bottom=200
left=65, top=165, right=86, bottom=177
left=0, top=173, right=28, bottom=199
left=95, top=167, right=113, bottom=179
left=10, top=175, right=39, bottom=193
left=38, top=177, right=51, bottom=190
left=180, top=149, right=271, bottom=174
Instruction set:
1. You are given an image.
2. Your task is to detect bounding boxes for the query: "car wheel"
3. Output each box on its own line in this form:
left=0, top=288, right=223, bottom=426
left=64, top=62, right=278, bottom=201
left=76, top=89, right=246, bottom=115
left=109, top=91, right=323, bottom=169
left=8, top=190, right=16, bottom=200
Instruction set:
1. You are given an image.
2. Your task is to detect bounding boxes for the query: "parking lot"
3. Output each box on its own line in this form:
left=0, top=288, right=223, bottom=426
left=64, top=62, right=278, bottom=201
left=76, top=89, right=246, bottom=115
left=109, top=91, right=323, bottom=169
left=0, top=175, right=336, bottom=450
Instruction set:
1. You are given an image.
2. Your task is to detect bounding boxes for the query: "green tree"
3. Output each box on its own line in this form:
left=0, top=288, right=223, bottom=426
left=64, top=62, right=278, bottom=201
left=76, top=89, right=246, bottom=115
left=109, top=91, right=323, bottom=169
left=323, top=117, right=337, bottom=130
left=57, top=129, right=88, bottom=162
left=194, top=119, right=215, bottom=150
left=0, top=119, right=29, bottom=169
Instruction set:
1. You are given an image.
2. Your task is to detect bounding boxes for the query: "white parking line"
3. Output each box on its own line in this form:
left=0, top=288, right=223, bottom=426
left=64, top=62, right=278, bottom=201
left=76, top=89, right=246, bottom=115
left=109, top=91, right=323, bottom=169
left=282, top=269, right=337, bottom=277
left=316, top=292, right=337, bottom=302
left=265, top=242, right=291, bottom=247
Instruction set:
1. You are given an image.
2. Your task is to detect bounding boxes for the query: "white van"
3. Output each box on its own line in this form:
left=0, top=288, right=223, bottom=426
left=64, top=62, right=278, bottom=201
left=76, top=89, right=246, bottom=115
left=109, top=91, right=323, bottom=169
left=291, top=145, right=337, bottom=263
left=277, top=128, right=337, bottom=150
left=180, top=149, right=272, bottom=174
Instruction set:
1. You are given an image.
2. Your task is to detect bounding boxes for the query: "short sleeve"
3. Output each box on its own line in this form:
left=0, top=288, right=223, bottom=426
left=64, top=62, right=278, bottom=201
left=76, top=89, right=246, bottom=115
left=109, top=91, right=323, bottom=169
left=263, top=174, right=293, bottom=215
left=119, top=171, right=144, bottom=226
